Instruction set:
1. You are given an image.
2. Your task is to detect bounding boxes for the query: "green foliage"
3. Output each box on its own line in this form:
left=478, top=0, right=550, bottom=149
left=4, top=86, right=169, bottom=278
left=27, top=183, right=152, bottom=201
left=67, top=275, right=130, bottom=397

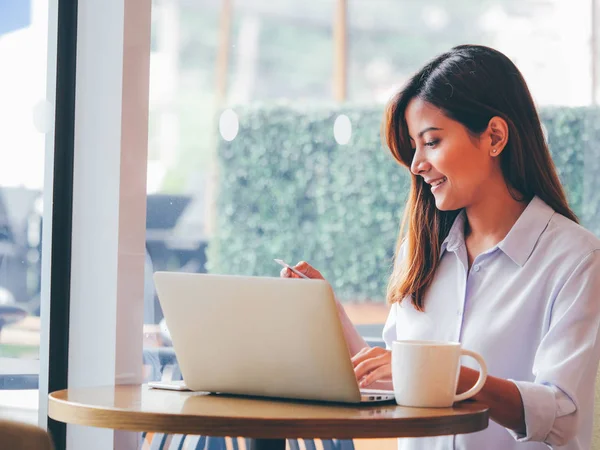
left=207, top=105, right=600, bottom=302
left=543, top=107, right=600, bottom=236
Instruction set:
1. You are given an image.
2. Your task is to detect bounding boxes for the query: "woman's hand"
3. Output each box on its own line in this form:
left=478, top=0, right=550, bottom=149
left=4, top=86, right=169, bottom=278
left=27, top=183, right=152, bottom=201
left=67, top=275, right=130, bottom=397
left=352, top=346, right=392, bottom=388
left=280, top=261, right=325, bottom=280
left=280, top=261, right=369, bottom=356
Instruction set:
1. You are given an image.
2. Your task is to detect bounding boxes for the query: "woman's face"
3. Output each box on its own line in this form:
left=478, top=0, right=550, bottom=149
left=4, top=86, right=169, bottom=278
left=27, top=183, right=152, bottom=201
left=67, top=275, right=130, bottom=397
left=405, top=98, right=499, bottom=211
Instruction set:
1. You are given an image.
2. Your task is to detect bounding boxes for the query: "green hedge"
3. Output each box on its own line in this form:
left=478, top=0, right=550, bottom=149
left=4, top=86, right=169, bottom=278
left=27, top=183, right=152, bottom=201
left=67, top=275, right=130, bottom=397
left=207, top=105, right=600, bottom=302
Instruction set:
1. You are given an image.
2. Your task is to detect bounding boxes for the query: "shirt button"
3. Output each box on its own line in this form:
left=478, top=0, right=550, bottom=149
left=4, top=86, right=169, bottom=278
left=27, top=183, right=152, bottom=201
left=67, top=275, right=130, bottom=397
left=473, top=264, right=480, bottom=272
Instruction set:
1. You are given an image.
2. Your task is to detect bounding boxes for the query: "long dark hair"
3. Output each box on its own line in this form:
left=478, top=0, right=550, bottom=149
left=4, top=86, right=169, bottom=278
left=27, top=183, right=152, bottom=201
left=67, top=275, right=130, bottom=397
left=383, top=44, right=577, bottom=310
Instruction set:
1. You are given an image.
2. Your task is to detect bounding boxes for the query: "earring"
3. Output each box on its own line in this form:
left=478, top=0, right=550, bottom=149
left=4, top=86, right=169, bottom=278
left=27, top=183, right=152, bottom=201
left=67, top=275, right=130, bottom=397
left=492, top=149, right=498, bottom=153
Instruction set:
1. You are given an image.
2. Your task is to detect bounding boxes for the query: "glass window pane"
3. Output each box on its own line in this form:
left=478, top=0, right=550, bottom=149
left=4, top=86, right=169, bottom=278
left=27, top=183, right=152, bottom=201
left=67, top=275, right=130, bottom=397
left=143, top=0, right=600, bottom=390
left=348, top=0, right=596, bottom=106
left=0, top=0, right=55, bottom=423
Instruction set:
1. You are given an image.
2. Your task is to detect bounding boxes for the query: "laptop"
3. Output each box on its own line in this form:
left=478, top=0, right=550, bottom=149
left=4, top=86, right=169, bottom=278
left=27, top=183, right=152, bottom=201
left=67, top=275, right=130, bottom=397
left=151, top=272, right=394, bottom=403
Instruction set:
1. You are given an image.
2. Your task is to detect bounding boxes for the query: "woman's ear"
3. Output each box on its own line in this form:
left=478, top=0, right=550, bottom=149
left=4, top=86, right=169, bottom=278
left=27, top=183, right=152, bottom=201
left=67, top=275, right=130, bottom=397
left=486, top=116, right=509, bottom=157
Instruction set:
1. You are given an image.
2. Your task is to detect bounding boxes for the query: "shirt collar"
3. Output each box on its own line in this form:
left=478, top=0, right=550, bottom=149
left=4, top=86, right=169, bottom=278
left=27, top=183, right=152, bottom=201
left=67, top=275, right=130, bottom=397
left=440, top=196, right=555, bottom=266
left=441, top=210, right=466, bottom=255
left=498, top=196, right=555, bottom=267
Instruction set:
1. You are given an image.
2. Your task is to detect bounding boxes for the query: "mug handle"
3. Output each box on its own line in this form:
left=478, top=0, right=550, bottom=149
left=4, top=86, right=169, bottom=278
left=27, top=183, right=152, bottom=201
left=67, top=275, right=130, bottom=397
left=453, top=349, right=488, bottom=403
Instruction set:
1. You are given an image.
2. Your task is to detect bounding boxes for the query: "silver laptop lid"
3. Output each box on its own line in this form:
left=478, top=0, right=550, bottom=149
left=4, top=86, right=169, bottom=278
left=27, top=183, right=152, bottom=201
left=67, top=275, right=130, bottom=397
left=153, top=272, right=362, bottom=403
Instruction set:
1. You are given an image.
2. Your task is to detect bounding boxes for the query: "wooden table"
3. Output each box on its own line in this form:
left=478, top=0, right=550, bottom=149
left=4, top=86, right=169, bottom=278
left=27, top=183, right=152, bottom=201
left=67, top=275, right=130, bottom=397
left=49, top=385, right=489, bottom=450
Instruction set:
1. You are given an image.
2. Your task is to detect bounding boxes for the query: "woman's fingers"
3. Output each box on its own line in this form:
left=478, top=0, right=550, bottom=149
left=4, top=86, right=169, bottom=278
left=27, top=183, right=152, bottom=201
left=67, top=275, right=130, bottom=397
left=294, top=261, right=324, bottom=280
left=352, top=346, right=371, bottom=361
left=352, top=348, right=392, bottom=386
left=279, top=261, right=324, bottom=280
left=280, top=267, right=303, bottom=278
left=351, top=346, right=388, bottom=368
left=359, top=364, right=392, bottom=388
left=353, top=351, right=391, bottom=381
left=278, top=263, right=390, bottom=387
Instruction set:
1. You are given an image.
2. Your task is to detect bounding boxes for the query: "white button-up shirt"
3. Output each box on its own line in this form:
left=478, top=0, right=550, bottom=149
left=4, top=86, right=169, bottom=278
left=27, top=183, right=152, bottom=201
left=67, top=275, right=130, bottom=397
left=382, top=196, right=600, bottom=449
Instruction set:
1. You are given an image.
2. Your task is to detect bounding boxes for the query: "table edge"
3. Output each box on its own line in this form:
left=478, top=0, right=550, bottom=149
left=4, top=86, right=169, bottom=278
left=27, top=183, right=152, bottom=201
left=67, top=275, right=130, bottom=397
left=48, top=389, right=489, bottom=439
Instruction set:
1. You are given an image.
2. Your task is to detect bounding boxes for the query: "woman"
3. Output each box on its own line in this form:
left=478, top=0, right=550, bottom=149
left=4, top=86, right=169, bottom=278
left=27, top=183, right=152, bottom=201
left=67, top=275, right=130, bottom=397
left=281, top=45, right=600, bottom=449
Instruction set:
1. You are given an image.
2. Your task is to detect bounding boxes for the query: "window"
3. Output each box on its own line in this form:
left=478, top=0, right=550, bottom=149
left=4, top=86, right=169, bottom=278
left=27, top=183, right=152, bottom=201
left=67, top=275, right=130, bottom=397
left=51, top=1, right=600, bottom=449
left=348, top=0, right=598, bottom=106
left=0, top=0, right=55, bottom=426
left=143, top=1, right=600, bottom=387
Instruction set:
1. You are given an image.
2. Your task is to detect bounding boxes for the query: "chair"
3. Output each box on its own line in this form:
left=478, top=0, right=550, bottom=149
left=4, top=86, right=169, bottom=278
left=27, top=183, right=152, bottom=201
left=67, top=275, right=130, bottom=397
left=138, top=316, right=386, bottom=450
left=0, top=419, right=53, bottom=450
left=141, top=433, right=354, bottom=450
left=141, top=348, right=356, bottom=450
left=593, top=368, right=600, bottom=449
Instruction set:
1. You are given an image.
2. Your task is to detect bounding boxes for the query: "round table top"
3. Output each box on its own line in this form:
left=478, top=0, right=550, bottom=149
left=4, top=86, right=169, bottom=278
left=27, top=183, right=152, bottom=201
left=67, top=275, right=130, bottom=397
left=49, top=385, right=489, bottom=439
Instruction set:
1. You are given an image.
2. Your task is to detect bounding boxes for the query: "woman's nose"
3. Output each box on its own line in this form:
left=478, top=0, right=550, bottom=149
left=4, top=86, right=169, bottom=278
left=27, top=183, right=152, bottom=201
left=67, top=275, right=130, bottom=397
left=410, top=150, right=430, bottom=176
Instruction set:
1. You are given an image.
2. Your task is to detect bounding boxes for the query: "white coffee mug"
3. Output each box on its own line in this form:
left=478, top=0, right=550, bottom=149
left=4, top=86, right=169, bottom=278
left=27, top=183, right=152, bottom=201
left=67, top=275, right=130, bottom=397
left=391, top=340, right=488, bottom=408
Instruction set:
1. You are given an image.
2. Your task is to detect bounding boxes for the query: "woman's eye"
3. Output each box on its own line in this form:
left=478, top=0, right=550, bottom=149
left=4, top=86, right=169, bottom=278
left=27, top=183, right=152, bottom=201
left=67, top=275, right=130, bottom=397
left=425, top=139, right=440, bottom=147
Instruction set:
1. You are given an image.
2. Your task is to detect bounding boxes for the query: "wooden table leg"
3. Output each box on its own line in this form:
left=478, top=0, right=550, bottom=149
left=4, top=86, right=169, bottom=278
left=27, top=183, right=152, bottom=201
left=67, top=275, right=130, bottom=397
left=249, top=438, right=286, bottom=450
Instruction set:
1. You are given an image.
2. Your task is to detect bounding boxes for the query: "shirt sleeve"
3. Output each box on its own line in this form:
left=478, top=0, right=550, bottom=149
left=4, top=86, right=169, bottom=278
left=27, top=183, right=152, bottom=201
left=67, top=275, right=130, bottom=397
left=336, top=298, right=368, bottom=356
left=507, top=249, right=600, bottom=446
left=382, top=302, right=398, bottom=349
